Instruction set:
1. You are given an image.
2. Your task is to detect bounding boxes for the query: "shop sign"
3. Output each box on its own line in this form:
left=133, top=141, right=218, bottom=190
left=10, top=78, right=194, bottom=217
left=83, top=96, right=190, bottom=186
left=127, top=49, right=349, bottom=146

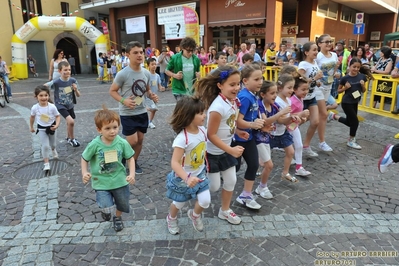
left=281, top=26, right=298, bottom=35
left=225, top=0, right=246, bottom=8
left=240, top=28, right=265, bottom=37
left=157, top=2, right=196, bottom=25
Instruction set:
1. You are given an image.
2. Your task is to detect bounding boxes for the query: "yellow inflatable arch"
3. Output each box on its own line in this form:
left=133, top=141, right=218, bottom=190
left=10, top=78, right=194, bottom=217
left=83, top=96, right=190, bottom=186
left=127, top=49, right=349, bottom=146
left=11, top=16, right=107, bottom=79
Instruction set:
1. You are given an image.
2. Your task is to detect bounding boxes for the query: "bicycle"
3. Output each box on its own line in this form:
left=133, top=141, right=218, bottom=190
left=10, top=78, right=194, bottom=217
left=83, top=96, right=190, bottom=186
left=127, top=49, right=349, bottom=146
left=0, top=76, right=9, bottom=108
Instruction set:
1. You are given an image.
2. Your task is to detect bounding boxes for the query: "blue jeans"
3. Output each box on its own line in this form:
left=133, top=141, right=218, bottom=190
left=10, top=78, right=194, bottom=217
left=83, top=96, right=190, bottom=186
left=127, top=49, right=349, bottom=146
left=96, top=185, right=130, bottom=213
left=160, top=72, right=169, bottom=88
left=0, top=73, right=11, bottom=97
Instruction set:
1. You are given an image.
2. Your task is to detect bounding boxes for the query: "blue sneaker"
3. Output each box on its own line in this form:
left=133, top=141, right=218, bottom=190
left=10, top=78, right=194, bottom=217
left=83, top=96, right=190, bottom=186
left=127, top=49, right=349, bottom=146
left=135, top=163, right=143, bottom=174
left=378, top=144, right=394, bottom=173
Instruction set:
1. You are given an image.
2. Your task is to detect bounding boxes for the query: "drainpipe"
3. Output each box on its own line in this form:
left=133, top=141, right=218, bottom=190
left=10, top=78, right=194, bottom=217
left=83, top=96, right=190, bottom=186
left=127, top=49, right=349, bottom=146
left=8, top=0, right=15, bottom=33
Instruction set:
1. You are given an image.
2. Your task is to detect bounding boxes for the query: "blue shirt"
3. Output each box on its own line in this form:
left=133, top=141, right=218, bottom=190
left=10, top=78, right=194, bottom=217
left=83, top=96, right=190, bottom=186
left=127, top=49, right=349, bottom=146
left=234, top=88, right=259, bottom=142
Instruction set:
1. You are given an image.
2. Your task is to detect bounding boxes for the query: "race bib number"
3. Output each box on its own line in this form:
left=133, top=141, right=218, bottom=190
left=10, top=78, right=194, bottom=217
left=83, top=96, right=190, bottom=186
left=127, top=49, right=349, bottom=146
left=352, top=90, right=361, bottom=99
left=104, top=150, right=118, bottom=163
left=64, top=86, right=72, bottom=94
left=40, top=114, right=50, bottom=123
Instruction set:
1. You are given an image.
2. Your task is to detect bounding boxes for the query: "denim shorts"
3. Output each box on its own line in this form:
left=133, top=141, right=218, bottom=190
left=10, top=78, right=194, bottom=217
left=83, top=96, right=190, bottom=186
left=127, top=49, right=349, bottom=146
left=303, top=97, right=317, bottom=109
left=166, top=168, right=210, bottom=202
left=98, top=66, right=104, bottom=77
left=270, top=130, right=294, bottom=149
left=96, top=184, right=130, bottom=213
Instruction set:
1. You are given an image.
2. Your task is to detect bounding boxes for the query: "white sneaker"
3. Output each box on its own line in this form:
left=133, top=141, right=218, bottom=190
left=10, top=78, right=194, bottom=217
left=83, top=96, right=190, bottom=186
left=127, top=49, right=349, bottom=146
left=52, top=149, right=58, bottom=159
left=255, top=186, right=274, bottom=199
left=187, top=209, right=204, bottom=232
left=303, top=147, right=319, bottom=157
left=327, top=111, right=335, bottom=123
left=236, top=194, right=261, bottom=209
left=378, top=144, right=394, bottom=173
left=43, top=163, right=50, bottom=171
left=218, top=208, right=242, bottom=225
left=319, top=142, right=333, bottom=152
left=148, top=122, right=156, bottom=129
left=295, top=167, right=311, bottom=176
left=347, top=139, right=362, bottom=150
left=166, top=215, right=179, bottom=235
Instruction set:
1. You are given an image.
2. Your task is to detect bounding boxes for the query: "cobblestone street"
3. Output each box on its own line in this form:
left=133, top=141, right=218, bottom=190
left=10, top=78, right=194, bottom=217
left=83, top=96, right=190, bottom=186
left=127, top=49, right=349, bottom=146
left=1, top=75, right=399, bottom=265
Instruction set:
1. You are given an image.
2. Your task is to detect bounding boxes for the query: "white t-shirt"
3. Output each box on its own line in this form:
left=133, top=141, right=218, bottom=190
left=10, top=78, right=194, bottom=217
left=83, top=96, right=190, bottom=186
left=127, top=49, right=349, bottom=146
left=31, top=103, right=60, bottom=127
left=316, top=52, right=338, bottom=89
left=172, top=126, right=207, bottom=177
left=272, top=96, right=291, bottom=136
left=298, top=60, right=320, bottom=100
left=207, top=95, right=238, bottom=155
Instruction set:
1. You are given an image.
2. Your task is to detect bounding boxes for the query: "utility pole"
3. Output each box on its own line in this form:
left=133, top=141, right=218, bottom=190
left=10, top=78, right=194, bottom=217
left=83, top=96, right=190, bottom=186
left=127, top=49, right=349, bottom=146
left=8, top=0, right=15, bottom=33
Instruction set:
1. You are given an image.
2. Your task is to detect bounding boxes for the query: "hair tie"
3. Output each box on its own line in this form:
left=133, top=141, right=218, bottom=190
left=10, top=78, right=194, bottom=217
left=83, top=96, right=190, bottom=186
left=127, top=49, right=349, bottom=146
left=219, top=70, right=231, bottom=82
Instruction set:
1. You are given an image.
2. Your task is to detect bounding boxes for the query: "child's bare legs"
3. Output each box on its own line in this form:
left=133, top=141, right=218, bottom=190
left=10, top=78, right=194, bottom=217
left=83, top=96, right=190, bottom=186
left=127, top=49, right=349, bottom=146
left=115, top=209, right=122, bottom=217
left=148, top=110, right=156, bottom=122
left=303, top=105, right=319, bottom=147
left=317, top=99, right=328, bottom=143
left=259, top=160, right=273, bottom=185
left=169, top=203, right=180, bottom=218
left=243, top=180, right=255, bottom=194
left=193, top=201, right=204, bottom=216
left=65, top=115, right=75, bottom=139
left=282, top=145, right=294, bottom=175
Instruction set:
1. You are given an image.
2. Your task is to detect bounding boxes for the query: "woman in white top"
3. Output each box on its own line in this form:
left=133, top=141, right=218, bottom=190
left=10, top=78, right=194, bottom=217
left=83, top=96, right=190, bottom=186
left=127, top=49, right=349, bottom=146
left=48, top=49, right=67, bottom=81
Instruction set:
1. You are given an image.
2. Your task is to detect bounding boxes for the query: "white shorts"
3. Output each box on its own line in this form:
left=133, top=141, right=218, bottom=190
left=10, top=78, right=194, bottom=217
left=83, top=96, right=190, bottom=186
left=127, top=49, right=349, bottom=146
left=107, top=68, right=112, bottom=74
left=315, top=87, right=331, bottom=101
left=257, top=143, right=271, bottom=164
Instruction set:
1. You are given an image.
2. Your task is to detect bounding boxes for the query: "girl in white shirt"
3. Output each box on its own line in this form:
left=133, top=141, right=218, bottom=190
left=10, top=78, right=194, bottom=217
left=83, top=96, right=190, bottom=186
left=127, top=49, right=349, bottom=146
left=29, top=86, right=61, bottom=171
left=197, top=66, right=245, bottom=225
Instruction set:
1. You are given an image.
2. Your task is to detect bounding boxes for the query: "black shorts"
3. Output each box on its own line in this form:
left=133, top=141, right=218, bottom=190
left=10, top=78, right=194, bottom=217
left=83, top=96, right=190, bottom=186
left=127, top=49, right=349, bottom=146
left=207, top=152, right=237, bottom=173
left=121, top=113, right=148, bottom=136
left=58, top=108, right=76, bottom=119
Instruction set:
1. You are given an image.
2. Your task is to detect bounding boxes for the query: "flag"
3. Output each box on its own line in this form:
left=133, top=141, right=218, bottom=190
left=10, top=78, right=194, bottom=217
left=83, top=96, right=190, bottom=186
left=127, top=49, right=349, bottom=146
left=16, top=6, right=21, bottom=10
left=74, top=9, right=79, bottom=13
left=69, top=12, right=73, bottom=16
left=101, top=20, right=111, bottom=52
left=62, top=13, right=66, bottom=16
left=23, top=9, right=26, bottom=14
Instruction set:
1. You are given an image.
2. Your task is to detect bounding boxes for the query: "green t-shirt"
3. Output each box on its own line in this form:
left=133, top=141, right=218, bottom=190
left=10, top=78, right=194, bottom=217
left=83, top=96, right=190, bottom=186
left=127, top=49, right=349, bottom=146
left=82, top=135, right=135, bottom=190
left=182, top=56, right=194, bottom=94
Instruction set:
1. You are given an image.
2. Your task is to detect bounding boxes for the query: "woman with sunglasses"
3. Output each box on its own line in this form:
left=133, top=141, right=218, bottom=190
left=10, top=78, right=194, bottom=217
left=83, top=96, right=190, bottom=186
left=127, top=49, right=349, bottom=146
left=314, top=34, right=340, bottom=152
left=49, top=49, right=68, bottom=81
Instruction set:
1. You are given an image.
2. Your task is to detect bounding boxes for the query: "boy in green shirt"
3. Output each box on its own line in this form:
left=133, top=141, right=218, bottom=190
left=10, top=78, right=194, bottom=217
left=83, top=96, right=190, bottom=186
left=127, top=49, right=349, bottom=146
left=81, top=107, right=135, bottom=231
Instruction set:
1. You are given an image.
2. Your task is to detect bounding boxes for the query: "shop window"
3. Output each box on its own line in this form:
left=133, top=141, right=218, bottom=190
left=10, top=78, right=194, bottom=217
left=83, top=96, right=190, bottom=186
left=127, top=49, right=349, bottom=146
left=21, top=0, right=43, bottom=23
left=341, top=6, right=357, bottom=24
left=212, top=27, right=234, bottom=51
left=317, top=0, right=338, bottom=19
left=61, top=2, right=69, bottom=16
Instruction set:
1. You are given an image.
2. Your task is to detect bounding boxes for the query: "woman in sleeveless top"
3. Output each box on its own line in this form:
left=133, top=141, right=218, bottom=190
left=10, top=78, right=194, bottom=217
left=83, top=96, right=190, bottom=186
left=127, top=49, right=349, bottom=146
left=275, top=44, right=291, bottom=63
left=48, top=49, right=67, bottom=81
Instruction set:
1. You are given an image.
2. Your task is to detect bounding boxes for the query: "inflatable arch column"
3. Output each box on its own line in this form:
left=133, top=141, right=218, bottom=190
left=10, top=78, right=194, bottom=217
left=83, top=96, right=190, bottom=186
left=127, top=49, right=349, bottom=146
left=11, top=16, right=107, bottom=79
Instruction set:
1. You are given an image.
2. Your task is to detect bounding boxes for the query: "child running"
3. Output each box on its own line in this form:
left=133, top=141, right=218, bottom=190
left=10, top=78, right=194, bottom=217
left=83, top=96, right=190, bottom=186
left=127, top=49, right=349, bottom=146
left=81, top=107, right=135, bottom=232
left=329, top=58, right=368, bottom=149
left=46, top=61, right=81, bottom=147
left=29, top=86, right=61, bottom=171
left=271, top=74, right=301, bottom=182
left=254, top=80, right=289, bottom=198
left=233, top=64, right=265, bottom=209
left=290, top=76, right=311, bottom=176
left=166, top=97, right=211, bottom=234
left=146, top=58, right=163, bottom=129
left=197, top=66, right=244, bottom=224
left=297, top=42, right=324, bottom=157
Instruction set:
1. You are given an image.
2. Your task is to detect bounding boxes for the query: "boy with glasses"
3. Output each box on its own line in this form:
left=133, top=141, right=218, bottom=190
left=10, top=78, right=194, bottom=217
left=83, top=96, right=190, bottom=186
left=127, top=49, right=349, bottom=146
left=165, top=37, right=201, bottom=101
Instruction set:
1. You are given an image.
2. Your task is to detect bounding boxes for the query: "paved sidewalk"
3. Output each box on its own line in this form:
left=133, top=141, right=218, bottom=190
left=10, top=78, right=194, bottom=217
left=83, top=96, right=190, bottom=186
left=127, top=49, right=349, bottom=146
left=1, top=75, right=399, bottom=265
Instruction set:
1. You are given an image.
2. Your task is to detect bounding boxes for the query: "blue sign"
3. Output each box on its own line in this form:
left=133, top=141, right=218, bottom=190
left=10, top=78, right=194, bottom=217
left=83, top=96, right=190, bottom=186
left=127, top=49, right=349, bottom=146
left=353, top=23, right=365, bottom=35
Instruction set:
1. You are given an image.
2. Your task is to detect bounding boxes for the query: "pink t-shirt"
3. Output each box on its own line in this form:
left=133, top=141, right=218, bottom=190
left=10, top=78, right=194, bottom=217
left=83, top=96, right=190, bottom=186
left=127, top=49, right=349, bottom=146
left=290, top=95, right=303, bottom=114
left=237, top=50, right=249, bottom=65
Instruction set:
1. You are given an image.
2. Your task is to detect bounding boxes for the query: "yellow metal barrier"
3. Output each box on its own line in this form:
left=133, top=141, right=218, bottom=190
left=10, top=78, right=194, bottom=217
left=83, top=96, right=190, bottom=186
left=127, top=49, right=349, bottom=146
left=335, top=74, right=399, bottom=120
left=9, top=65, right=19, bottom=82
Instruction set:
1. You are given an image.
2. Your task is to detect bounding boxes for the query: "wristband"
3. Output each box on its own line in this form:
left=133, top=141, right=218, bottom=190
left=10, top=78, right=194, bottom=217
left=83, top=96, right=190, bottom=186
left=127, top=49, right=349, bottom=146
left=120, top=97, right=125, bottom=104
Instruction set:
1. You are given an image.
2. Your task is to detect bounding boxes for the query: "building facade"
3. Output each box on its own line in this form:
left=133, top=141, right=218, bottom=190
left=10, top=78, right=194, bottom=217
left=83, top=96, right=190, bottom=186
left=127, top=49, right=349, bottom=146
left=80, top=0, right=399, bottom=53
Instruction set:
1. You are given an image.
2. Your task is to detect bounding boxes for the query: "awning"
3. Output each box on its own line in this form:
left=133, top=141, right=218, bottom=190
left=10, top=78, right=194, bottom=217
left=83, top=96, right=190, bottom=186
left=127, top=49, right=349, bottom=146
left=384, top=32, right=399, bottom=45
left=208, top=18, right=265, bottom=28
